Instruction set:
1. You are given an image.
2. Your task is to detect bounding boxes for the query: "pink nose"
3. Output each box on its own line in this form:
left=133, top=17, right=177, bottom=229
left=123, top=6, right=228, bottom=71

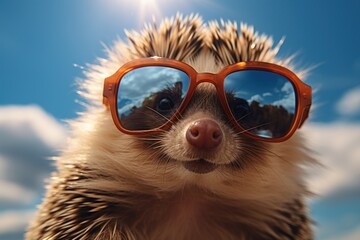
left=186, top=119, right=223, bottom=150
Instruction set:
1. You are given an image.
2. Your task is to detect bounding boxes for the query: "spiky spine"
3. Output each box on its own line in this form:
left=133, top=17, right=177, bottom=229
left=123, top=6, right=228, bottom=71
left=125, top=13, right=205, bottom=61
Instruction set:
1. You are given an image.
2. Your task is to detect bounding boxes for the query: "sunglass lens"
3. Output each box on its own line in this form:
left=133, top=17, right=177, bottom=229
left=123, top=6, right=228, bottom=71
left=117, top=66, right=190, bottom=131
left=224, top=70, right=296, bottom=138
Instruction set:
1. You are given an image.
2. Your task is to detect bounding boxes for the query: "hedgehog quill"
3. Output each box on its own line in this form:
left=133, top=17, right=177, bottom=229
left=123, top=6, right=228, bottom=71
left=26, top=14, right=314, bottom=240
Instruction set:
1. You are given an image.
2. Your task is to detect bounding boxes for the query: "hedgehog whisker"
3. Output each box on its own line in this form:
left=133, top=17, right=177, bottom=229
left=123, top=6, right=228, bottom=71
left=162, top=155, right=172, bottom=183
left=236, top=122, right=272, bottom=135
left=145, top=106, right=174, bottom=124
left=262, top=147, right=295, bottom=166
left=137, top=137, right=163, bottom=142
left=235, top=111, right=253, bottom=123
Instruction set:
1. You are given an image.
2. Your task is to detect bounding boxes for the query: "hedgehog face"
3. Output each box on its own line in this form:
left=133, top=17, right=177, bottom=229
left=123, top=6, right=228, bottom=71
left=147, top=57, right=267, bottom=175
left=104, top=55, right=310, bottom=179
left=160, top=85, right=262, bottom=175
left=75, top=14, right=310, bottom=203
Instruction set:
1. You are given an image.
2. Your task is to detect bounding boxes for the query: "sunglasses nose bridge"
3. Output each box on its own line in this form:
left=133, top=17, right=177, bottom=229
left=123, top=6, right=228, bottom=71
left=195, top=73, right=217, bottom=86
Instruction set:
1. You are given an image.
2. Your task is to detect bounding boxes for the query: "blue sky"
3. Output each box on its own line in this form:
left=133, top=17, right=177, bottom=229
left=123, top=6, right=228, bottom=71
left=1, top=0, right=360, bottom=122
left=0, top=0, right=360, bottom=239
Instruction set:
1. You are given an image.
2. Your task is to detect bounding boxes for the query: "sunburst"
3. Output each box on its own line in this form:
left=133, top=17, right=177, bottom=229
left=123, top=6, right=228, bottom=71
left=107, top=0, right=163, bottom=24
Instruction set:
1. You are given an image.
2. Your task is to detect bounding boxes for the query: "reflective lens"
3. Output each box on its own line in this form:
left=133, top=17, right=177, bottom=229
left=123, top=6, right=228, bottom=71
left=117, top=66, right=190, bottom=130
left=224, top=70, right=296, bottom=138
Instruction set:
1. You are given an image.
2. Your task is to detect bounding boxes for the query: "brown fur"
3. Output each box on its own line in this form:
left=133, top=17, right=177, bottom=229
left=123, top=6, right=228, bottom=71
left=26, top=14, right=314, bottom=240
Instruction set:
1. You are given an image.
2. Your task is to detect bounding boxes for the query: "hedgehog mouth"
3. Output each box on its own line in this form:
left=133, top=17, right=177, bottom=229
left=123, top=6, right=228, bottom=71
left=182, top=159, right=218, bottom=174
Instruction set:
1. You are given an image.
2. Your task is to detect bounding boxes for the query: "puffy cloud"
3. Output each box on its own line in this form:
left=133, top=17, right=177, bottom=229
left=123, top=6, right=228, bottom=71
left=303, top=122, right=360, bottom=197
left=0, top=210, right=35, bottom=234
left=0, top=105, right=67, bottom=189
left=302, top=122, right=360, bottom=240
left=0, top=105, right=67, bottom=149
left=0, top=178, right=35, bottom=205
left=248, top=94, right=263, bottom=103
left=336, top=86, right=360, bottom=116
left=0, top=105, right=67, bottom=237
left=1, top=104, right=359, bottom=238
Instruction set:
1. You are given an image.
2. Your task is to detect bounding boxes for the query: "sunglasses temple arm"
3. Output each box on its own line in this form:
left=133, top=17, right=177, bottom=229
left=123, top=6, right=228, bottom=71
left=298, top=85, right=312, bottom=128
left=298, top=105, right=311, bottom=128
left=103, top=77, right=113, bottom=107
left=103, top=97, right=110, bottom=107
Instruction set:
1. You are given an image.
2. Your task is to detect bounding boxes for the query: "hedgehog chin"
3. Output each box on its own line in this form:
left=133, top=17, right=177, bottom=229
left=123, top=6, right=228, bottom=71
left=182, top=158, right=219, bottom=174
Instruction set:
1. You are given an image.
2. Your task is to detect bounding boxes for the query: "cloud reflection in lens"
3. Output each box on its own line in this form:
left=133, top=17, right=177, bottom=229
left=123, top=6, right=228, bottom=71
left=117, top=66, right=190, bottom=131
left=224, top=70, right=296, bottom=138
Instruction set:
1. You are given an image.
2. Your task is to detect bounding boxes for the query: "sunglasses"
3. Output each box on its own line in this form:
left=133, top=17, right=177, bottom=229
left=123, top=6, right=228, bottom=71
left=103, top=57, right=312, bottom=142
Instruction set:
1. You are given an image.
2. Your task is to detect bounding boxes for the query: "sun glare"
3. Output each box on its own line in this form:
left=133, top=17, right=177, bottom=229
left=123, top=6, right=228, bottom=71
left=138, top=0, right=161, bottom=21
left=107, top=0, right=163, bottom=25
left=140, top=0, right=154, bottom=4
left=103, top=0, right=223, bottom=27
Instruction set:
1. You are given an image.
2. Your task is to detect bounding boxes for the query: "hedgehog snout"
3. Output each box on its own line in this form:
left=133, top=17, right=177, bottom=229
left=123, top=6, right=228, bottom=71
left=185, top=118, right=223, bottom=150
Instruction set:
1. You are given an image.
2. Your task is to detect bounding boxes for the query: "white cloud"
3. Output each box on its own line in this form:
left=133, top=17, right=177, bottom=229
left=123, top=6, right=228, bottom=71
left=0, top=105, right=67, bottom=238
left=336, top=86, right=360, bottom=116
left=0, top=210, right=35, bottom=234
left=272, top=91, right=295, bottom=111
left=120, top=66, right=184, bottom=100
left=0, top=105, right=67, bottom=149
left=262, top=92, right=272, bottom=97
left=0, top=179, right=35, bottom=205
left=118, top=67, right=187, bottom=116
left=0, top=104, right=67, bottom=204
left=1, top=104, right=360, bottom=238
left=270, top=82, right=296, bottom=112
left=248, top=94, right=263, bottom=103
left=281, top=81, right=293, bottom=93
left=302, top=122, right=360, bottom=197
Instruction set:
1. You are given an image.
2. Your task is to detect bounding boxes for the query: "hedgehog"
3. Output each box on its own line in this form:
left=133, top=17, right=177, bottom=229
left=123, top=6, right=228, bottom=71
left=26, top=14, right=314, bottom=240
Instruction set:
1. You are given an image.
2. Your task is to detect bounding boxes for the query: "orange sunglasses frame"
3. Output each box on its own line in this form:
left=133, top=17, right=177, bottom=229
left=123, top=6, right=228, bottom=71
left=103, top=57, right=312, bottom=142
